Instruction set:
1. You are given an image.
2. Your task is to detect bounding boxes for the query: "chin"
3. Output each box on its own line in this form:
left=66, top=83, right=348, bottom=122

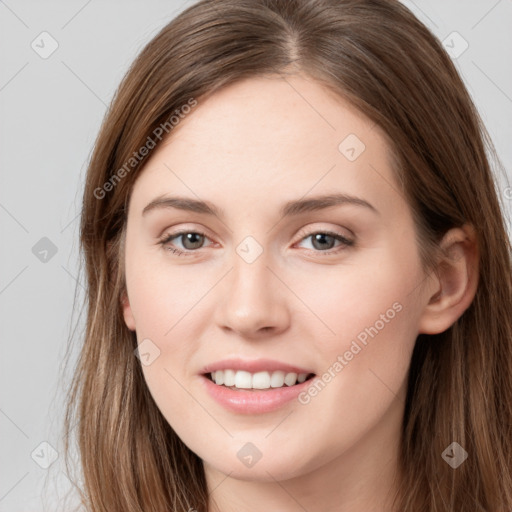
left=203, top=451, right=313, bottom=483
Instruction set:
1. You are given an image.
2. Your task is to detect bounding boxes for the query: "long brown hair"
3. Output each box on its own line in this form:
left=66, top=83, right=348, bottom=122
left=60, top=0, right=512, bottom=510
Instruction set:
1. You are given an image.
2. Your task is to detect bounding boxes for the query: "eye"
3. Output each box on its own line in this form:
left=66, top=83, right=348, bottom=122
left=295, top=230, right=354, bottom=255
left=158, top=228, right=355, bottom=257
left=158, top=230, right=212, bottom=256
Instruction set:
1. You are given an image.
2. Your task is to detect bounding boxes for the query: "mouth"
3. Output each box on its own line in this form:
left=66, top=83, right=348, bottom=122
left=203, top=369, right=316, bottom=391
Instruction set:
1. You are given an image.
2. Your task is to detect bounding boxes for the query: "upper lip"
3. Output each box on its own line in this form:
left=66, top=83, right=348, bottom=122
left=200, top=358, right=314, bottom=375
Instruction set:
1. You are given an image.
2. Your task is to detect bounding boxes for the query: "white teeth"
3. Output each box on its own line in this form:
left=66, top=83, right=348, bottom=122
left=209, top=370, right=311, bottom=389
left=235, top=370, right=252, bottom=389
left=270, top=370, right=285, bottom=388
left=223, top=369, right=236, bottom=386
left=284, top=372, right=298, bottom=386
left=252, top=371, right=271, bottom=389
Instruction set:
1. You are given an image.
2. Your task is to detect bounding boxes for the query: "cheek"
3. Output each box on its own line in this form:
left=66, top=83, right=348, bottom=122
left=125, top=250, right=211, bottom=341
left=125, top=256, right=210, bottom=412
left=290, top=263, right=421, bottom=462
left=291, top=247, right=423, bottom=355
left=130, top=264, right=207, bottom=427
left=289, top=245, right=423, bottom=418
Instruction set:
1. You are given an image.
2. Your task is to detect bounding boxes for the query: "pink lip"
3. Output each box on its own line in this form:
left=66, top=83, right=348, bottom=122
left=200, top=358, right=313, bottom=375
left=199, top=374, right=316, bottom=414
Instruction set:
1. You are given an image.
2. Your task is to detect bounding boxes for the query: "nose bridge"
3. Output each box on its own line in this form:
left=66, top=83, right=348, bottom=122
left=229, top=245, right=276, bottom=313
left=231, top=247, right=271, bottom=301
left=214, top=237, right=289, bottom=335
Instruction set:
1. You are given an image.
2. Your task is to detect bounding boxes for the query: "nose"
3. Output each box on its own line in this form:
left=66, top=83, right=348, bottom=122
left=213, top=250, right=291, bottom=338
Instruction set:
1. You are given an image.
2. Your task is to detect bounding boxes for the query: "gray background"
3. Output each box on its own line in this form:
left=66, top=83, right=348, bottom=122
left=1, top=1, right=511, bottom=510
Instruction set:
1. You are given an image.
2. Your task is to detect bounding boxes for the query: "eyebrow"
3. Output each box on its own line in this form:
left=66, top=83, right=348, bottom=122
left=142, top=193, right=379, bottom=218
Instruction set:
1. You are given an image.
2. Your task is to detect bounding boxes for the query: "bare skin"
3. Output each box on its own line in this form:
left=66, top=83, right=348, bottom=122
left=121, top=73, right=478, bottom=512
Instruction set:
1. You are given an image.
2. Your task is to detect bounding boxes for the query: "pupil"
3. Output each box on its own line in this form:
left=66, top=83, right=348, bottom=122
left=183, top=233, right=203, bottom=250
left=312, top=233, right=334, bottom=250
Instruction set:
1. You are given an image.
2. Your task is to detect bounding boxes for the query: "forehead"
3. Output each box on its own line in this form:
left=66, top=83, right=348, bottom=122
left=128, top=74, right=402, bottom=219
left=161, top=74, right=384, bottom=163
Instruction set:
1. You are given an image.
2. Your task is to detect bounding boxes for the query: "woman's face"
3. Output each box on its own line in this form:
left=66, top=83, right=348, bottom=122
left=122, top=74, right=434, bottom=484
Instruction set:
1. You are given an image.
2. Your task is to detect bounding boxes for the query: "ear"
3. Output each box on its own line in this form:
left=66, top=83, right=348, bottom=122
left=121, top=290, right=137, bottom=331
left=418, top=224, right=479, bottom=335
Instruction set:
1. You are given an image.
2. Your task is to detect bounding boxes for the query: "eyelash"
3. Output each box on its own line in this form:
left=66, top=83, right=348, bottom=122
left=158, top=229, right=354, bottom=257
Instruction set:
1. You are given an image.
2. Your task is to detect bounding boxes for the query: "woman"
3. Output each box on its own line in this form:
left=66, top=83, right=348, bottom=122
left=62, top=0, right=512, bottom=510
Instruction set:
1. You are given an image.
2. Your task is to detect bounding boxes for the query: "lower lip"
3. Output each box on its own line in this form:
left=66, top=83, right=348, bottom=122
left=200, top=374, right=315, bottom=414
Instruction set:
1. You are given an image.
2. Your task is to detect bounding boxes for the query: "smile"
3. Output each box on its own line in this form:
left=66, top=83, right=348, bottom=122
left=206, top=369, right=316, bottom=390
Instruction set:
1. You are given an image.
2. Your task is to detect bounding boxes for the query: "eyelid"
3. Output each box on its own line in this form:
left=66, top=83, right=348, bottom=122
left=294, top=224, right=354, bottom=242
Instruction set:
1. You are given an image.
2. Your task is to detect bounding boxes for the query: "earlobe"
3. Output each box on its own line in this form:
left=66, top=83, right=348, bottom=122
left=418, top=224, right=479, bottom=335
left=121, top=291, right=137, bottom=331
